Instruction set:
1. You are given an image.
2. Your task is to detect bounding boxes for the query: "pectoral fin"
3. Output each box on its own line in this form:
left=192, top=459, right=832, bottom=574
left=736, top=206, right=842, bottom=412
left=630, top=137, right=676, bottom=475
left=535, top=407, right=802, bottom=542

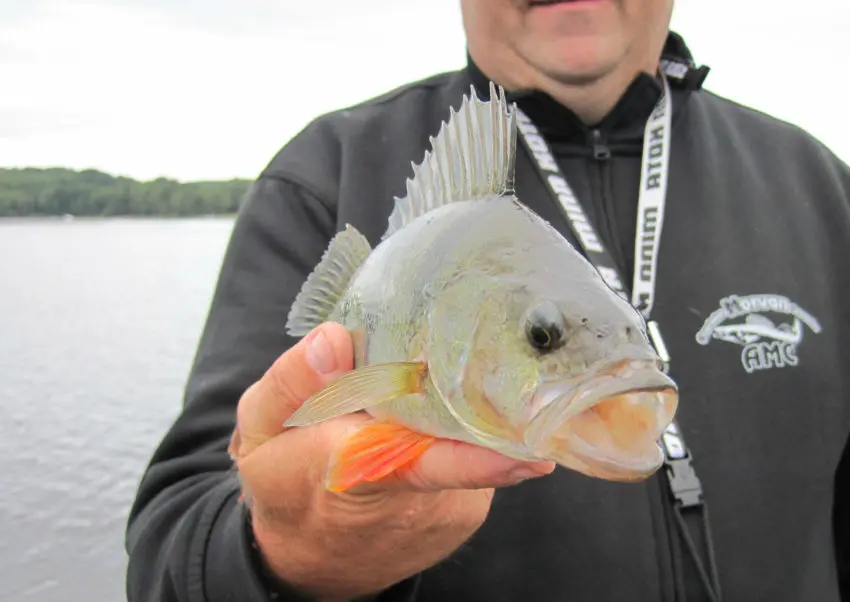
left=283, top=362, right=427, bottom=427
left=325, top=421, right=436, bottom=492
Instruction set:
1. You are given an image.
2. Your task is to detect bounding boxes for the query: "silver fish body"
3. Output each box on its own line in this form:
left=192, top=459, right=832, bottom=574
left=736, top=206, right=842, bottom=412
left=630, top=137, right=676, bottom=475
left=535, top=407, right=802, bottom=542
left=282, top=82, right=678, bottom=491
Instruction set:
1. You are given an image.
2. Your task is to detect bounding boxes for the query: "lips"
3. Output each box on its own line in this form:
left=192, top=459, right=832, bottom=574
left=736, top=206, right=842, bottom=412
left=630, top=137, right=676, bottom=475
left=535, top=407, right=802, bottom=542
left=522, top=360, right=679, bottom=480
left=529, top=0, right=587, bottom=5
left=528, top=0, right=600, bottom=6
left=527, top=366, right=677, bottom=441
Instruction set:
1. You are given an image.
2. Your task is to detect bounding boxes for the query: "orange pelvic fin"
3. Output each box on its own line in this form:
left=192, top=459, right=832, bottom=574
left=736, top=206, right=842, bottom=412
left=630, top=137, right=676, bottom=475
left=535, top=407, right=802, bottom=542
left=325, top=421, right=435, bottom=493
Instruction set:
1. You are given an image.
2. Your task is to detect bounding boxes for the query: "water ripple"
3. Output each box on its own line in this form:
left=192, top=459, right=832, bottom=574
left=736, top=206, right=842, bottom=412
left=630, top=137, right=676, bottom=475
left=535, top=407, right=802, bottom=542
left=0, top=217, right=235, bottom=602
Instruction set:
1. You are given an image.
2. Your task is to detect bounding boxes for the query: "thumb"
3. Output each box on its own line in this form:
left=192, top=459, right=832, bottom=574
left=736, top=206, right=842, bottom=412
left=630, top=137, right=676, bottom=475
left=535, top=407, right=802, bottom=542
left=230, top=322, right=353, bottom=460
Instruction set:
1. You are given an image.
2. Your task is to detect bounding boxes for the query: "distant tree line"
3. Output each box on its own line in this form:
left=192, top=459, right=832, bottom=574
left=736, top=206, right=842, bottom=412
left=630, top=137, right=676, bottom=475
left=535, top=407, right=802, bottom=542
left=0, top=167, right=252, bottom=217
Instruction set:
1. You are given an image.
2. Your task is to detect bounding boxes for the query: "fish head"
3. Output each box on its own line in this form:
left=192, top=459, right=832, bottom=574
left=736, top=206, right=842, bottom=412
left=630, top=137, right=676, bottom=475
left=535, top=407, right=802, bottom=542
left=433, top=241, right=678, bottom=482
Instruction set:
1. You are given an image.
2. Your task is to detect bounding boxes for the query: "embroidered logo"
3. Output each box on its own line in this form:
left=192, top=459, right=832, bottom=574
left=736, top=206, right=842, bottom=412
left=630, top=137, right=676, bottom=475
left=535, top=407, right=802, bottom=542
left=695, top=294, right=821, bottom=373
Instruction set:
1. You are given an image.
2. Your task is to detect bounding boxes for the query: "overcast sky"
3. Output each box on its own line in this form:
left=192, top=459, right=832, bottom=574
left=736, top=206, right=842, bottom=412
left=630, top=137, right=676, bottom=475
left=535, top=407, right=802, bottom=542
left=1, top=0, right=848, bottom=182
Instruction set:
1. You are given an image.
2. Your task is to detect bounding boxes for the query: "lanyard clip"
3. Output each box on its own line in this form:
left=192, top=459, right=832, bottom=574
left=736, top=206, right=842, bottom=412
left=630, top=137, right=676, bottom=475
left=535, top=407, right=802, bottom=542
left=665, top=456, right=704, bottom=509
left=646, top=320, right=671, bottom=373
left=661, top=422, right=703, bottom=508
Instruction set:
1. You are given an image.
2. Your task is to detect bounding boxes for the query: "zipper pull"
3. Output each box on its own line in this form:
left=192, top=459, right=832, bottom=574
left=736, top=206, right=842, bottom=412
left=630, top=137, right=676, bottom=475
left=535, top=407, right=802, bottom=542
left=591, top=129, right=611, bottom=161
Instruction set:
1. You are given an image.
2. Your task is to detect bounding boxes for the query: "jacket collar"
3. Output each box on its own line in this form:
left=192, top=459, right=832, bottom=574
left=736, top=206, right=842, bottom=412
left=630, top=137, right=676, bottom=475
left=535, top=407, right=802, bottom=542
left=466, top=31, right=709, bottom=144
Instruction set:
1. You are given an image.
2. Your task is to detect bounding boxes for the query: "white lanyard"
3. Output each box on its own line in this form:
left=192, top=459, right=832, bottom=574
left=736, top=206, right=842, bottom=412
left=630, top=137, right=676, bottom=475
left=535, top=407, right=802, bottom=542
left=513, top=67, right=723, bottom=601
left=516, top=75, right=671, bottom=320
left=514, top=68, right=689, bottom=465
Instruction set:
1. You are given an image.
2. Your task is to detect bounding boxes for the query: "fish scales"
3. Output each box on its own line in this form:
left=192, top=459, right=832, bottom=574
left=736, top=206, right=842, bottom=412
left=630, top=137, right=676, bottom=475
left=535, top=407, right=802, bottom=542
left=281, top=82, right=679, bottom=492
left=330, top=196, right=572, bottom=449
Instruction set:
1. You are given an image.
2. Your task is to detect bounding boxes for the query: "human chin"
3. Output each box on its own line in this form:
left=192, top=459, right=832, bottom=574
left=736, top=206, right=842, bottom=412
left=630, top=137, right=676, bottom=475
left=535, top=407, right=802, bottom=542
left=514, top=33, right=624, bottom=85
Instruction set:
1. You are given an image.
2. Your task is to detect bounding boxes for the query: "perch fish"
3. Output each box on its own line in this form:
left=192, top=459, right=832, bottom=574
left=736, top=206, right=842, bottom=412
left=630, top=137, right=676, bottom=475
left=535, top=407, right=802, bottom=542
left=283, top=82, right=679, bottom=492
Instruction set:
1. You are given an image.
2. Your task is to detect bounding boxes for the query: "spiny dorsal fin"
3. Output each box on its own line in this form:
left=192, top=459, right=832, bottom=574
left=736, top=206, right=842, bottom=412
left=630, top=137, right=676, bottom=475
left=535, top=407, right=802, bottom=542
left=382, top=81, right=517, bottom=240
left=285, top=224, right=372, bottom=337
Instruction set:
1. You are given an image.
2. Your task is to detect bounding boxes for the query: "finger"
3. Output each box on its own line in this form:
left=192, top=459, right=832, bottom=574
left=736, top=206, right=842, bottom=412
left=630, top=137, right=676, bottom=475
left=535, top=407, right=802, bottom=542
left=353, top=439, right=556, bottom=494
left=233, top=322, right=353, bottom=459
left=238, top=412, right=374, bottom=504
left=240, top=413, right=555, bottom=500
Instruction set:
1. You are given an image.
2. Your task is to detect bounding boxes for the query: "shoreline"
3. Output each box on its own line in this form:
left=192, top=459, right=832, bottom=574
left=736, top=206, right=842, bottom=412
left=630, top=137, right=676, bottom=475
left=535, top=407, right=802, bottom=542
left=0, top=214, right=238, bottom=222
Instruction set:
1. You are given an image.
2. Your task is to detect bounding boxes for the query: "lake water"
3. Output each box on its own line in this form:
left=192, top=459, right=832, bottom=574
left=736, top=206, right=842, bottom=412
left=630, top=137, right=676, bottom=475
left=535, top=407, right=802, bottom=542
left=0, top=217, right=236, bottom=602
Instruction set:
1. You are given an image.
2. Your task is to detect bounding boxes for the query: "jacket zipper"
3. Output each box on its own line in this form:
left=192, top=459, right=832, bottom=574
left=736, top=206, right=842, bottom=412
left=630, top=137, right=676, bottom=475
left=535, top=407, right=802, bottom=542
left=587, top=127, right=682, bottom=601
left=591, top=129, right=612, bottom=162
left=587, top=129, right=625, bottom=279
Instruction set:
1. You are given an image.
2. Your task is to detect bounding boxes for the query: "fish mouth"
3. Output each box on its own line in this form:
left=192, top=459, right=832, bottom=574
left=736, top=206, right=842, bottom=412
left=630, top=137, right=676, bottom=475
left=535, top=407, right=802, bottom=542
left=525, top=360, right=678, bottom=481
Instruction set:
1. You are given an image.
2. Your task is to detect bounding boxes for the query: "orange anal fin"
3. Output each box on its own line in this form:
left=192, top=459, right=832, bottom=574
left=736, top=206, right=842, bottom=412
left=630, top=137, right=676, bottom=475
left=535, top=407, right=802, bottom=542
left=325, top=422, right=435, bottom=493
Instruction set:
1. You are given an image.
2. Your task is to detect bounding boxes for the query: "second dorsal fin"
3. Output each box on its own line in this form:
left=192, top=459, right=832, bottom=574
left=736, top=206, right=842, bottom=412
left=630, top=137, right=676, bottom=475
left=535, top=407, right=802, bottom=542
left=382, top=81, right=517, bottom=240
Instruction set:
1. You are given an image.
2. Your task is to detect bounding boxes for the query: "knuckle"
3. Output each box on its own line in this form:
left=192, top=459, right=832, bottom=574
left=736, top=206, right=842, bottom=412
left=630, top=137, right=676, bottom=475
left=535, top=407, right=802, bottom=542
left=267, top=355, right=306, bottom=407
left=394, top=498, right=430, bottom=531
left=234, top=383, right=259, bottom=432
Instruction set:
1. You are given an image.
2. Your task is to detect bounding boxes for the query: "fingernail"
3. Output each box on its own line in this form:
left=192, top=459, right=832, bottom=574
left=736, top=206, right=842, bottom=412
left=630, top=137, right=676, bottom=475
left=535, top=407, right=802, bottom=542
left=506, top=466, right=543, bottom=484
left=306, top=331, right=337, bottom=375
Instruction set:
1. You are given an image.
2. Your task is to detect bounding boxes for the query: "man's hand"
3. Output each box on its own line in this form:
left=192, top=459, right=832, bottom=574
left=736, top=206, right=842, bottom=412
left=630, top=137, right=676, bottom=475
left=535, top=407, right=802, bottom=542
left=229, top=322, right=555, bottom=601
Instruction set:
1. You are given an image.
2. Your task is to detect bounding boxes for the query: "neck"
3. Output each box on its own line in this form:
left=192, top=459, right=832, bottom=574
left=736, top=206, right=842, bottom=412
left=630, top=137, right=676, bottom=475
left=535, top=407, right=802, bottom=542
left=469, top=47, right=662, bottom=126
left=534, top=66, right=659, bottom=125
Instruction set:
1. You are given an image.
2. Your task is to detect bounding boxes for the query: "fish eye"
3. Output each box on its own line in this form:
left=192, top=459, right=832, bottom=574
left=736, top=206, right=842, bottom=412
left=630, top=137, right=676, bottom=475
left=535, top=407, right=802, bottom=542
left=524, top=301, right=566, bottom=353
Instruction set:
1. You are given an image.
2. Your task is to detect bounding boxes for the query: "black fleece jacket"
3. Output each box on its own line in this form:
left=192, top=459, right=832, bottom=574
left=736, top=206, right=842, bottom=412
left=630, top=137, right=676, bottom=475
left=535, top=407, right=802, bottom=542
left=125, top=32, right=850, bottom=602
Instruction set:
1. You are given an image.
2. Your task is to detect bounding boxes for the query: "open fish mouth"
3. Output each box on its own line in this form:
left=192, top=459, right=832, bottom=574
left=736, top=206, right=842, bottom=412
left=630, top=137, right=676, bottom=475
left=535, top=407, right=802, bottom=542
left=524, top=360, right=678, bottom=481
